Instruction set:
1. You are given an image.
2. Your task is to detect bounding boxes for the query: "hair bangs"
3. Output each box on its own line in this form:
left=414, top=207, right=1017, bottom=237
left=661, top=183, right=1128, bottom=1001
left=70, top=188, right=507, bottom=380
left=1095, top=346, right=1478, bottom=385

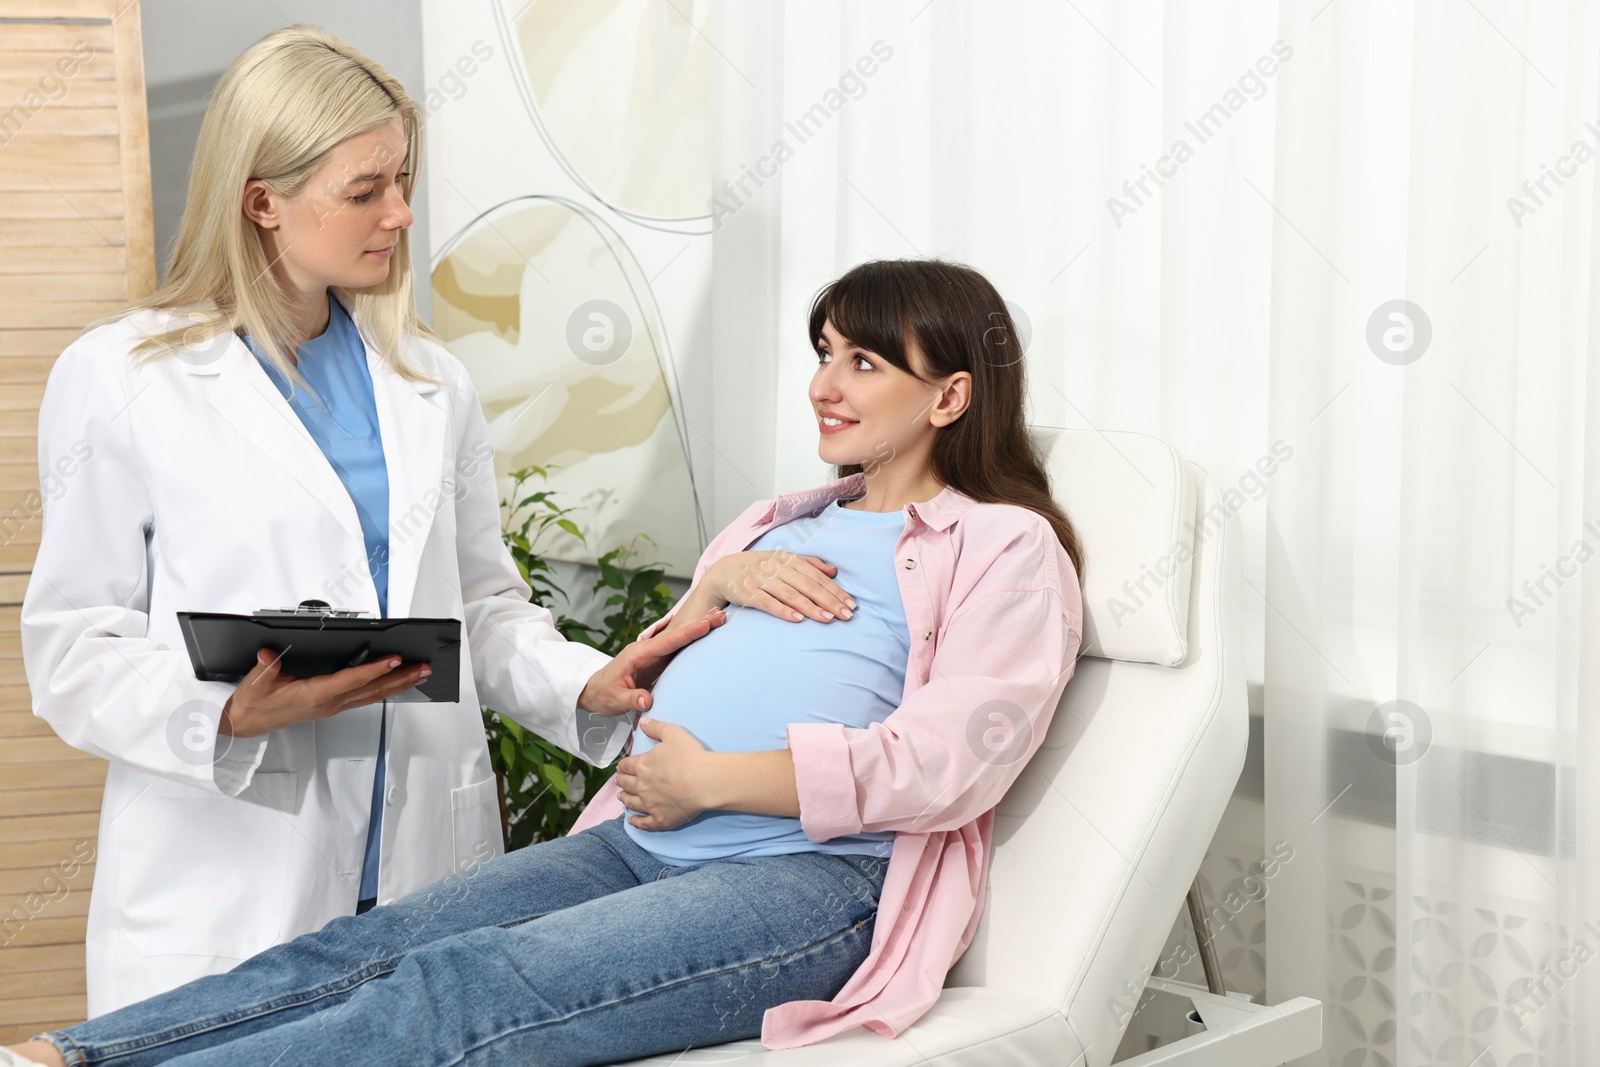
left=808, top=266, right=917, bottom=375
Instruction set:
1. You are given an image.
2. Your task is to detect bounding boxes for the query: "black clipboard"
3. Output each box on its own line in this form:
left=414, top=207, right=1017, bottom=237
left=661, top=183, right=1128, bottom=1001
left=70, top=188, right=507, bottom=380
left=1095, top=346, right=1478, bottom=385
left=177, top=600, right=462, bottom=703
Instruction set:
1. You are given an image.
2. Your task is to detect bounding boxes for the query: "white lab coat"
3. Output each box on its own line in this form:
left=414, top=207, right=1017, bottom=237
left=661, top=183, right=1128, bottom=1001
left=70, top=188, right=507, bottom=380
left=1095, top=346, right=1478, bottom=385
left=20, top=304, right=629, bottom=1015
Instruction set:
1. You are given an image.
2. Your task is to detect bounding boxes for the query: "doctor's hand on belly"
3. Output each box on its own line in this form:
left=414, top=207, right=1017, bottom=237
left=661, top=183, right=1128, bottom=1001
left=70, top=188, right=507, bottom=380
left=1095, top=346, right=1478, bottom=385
left=577, top=606, right=728, bottom=717
left=219, top=646, right=432, bottom=737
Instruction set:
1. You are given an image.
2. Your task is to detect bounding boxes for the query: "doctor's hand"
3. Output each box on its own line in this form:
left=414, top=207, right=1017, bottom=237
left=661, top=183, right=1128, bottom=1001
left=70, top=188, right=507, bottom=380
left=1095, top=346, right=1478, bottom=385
left=218, top=647, right=432, bottom=738
left=577, top=607, right=726, bottom=717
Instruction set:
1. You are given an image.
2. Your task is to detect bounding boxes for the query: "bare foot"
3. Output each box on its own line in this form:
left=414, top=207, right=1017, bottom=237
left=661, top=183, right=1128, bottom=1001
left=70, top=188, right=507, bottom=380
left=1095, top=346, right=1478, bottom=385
left=6, top=1042, right=65, bottom=1067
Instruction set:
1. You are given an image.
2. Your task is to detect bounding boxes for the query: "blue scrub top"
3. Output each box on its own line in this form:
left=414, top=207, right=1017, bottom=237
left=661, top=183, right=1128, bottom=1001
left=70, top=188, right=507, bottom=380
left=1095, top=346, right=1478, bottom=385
left=243, top=293, right=391, bottom=903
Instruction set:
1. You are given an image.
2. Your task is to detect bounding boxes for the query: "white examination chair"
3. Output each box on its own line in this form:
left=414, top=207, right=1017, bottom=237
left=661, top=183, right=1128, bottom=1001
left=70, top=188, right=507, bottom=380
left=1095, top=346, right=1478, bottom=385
left=632, top=427, right=1323, bottom=1066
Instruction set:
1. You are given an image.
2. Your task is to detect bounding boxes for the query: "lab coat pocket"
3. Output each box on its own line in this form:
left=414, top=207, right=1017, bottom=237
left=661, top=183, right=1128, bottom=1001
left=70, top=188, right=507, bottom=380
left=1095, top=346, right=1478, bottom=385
left=115, top=771, right=298, bottom=960
left=450, top=775, right=500, bottom=873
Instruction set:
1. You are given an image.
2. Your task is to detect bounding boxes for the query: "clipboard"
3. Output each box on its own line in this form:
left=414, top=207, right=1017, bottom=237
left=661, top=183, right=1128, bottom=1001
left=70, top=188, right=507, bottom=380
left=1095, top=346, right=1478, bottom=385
left=177, top=600, right=462, bottom=703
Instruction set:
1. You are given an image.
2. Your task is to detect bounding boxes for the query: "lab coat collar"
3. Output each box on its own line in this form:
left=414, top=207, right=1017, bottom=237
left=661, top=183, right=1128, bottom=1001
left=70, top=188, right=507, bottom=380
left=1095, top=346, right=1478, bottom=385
left=174, top=295, right=447, bottom=618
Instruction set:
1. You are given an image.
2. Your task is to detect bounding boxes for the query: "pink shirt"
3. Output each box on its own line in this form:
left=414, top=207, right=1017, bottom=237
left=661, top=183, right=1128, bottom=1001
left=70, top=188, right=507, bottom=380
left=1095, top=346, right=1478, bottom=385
left=568, top=471, right=1084, bottom=1049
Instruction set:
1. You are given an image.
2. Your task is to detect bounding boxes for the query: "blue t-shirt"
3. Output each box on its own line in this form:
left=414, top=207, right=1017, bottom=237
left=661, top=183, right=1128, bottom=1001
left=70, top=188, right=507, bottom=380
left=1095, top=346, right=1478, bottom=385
left=624, top=497, right=910, bottom=866
left=244, top=294, right=391, bottom=902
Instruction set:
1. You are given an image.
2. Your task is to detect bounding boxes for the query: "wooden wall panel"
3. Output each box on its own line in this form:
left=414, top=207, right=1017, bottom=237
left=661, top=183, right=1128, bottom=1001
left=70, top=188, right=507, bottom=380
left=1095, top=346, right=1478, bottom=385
left=0, top=0, right=149, bottom=1040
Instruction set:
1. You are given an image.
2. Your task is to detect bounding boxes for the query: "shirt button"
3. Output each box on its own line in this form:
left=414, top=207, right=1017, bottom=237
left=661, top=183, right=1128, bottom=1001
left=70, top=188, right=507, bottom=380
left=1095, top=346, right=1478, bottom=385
left=908, top=505, right=918, bottom=518
left=386, top=786, right=399, bottom=805
left=923, top=630, right=932, bottom=640
left=903, top=559, right=917, bottom=570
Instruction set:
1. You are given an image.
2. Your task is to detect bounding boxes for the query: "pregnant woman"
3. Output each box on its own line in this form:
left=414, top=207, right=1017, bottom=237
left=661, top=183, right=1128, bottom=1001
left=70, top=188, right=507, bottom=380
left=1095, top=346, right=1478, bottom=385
left=4, top=259, right=1085, bottom=1067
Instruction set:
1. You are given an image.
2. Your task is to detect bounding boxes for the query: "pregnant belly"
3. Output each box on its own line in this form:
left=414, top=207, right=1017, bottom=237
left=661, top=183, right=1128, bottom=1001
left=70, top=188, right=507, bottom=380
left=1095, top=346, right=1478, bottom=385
left=633, top=608, right=905, bottom=758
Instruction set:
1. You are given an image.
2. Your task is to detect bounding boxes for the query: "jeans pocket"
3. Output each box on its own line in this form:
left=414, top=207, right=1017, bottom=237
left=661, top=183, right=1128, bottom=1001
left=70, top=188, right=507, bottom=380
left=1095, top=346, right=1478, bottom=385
left=817, top=853, right=888, bottom=913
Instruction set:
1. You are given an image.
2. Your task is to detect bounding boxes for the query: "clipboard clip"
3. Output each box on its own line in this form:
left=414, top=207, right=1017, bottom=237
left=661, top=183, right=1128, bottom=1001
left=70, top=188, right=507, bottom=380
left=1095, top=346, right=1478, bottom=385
left=252, top=598, right=376, bottom=620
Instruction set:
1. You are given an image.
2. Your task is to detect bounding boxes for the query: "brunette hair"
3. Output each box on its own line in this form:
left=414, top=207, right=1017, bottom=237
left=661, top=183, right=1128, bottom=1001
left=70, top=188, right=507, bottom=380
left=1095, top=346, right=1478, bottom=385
left=809, top=259, right=1085, bottom=581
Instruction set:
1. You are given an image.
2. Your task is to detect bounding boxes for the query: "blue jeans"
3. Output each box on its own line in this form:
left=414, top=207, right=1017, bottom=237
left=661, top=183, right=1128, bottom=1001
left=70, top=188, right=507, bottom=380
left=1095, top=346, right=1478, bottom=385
left=40, top=816, right=887, bottom=1066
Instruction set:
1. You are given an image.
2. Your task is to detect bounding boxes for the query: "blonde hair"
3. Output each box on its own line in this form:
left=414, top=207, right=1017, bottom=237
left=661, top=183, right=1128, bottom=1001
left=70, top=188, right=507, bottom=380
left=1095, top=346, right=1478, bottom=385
left=116, top=25, right=444, bottom=397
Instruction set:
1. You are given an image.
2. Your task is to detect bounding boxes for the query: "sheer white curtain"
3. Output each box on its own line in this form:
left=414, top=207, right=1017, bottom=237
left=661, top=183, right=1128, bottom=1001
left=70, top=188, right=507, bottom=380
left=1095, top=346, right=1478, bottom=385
left=705, top=2, right=1600, bottom=1064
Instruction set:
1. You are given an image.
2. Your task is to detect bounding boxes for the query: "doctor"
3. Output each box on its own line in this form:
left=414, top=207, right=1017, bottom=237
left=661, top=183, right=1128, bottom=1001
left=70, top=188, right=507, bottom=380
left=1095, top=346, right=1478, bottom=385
left=18, top=25, right=718, bottom=1016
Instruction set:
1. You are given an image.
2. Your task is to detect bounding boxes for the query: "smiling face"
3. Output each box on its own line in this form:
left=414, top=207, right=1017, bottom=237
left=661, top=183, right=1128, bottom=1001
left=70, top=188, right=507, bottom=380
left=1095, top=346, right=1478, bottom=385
left=242, top=116, right=414, bottom=294
left=809, top=317, right=963, bottom=474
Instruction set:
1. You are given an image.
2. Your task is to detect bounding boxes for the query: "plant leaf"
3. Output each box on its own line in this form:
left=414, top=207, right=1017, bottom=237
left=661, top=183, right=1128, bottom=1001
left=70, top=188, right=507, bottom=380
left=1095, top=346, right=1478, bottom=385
left=628, top=569, right=664, bottom=598
left=539, top=762, right=569, bottom=801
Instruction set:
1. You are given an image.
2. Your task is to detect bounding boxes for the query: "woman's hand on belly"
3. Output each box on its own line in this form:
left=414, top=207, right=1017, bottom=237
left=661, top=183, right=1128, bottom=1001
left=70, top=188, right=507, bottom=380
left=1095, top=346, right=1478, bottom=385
left=617, top=718, right=803, bottom=830
left=707, top=550, right=858, bottom=624
left=615, top=717, right=717, bottom=830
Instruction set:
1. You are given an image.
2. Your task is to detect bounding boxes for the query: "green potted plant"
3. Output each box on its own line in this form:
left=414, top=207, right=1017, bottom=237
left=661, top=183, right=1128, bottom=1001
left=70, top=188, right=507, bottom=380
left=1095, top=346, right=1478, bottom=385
left=484, top=464, right=678, bottom=851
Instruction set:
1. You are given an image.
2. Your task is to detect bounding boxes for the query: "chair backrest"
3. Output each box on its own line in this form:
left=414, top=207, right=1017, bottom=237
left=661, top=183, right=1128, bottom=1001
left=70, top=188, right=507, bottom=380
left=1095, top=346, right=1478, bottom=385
left=945, top=427, right=1249, bottom=1066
